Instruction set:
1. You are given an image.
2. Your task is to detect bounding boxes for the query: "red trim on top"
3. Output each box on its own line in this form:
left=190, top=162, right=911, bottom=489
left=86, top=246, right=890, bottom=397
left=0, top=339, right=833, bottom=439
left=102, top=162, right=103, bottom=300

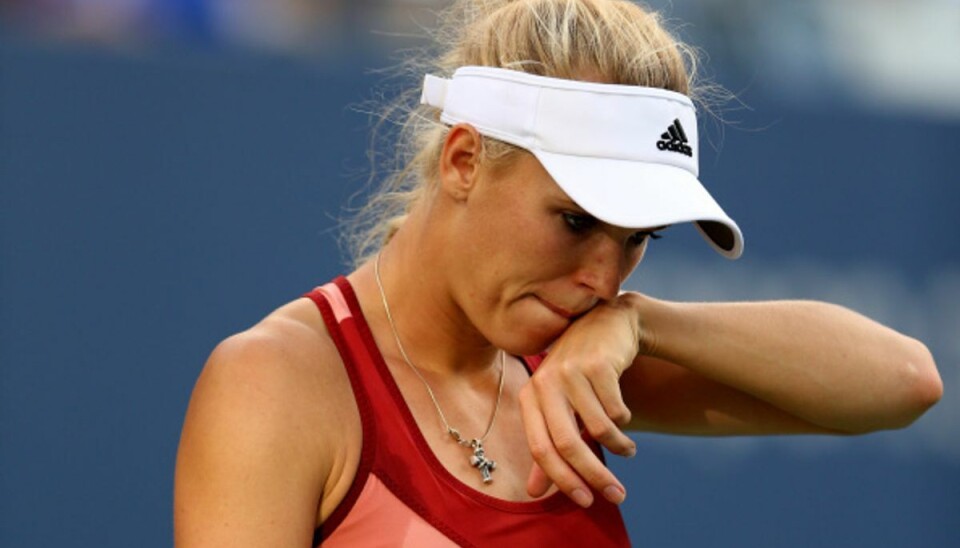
left=523, top=352, right=546, bottom=373
left=302, top=287, right=377, bottom=543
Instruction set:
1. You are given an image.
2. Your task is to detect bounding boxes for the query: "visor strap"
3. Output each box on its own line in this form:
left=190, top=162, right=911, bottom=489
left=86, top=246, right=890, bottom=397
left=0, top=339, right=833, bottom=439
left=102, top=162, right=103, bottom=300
left=421, top=75, right=448, bottom=109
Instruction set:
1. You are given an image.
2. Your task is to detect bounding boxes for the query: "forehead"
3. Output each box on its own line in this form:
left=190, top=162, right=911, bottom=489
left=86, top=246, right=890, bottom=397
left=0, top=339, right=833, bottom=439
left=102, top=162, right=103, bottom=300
left=503, top=152, right=574, bottom=201
left=504, top=153, right=668, bottom=232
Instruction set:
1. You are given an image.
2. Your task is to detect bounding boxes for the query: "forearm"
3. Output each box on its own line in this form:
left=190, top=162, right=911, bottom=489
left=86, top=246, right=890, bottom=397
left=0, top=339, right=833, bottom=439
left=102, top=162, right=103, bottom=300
left=624, top=293, right=942, bottom=433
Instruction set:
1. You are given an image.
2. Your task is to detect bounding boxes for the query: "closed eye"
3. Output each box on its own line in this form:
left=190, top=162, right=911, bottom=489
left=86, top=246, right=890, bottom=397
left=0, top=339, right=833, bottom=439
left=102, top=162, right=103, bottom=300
left=629, top=230, right=663, bottom=246
left=562, top=212, right=598, bottom=234
left=563, top=211, right=666, bottom=245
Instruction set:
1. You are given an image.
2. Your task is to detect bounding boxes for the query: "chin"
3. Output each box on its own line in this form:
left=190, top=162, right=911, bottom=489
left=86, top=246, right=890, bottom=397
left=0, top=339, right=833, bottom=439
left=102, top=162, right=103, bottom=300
left=496, top=321, right=563, bottom=357
left=488, top=297, right=568, bottom=356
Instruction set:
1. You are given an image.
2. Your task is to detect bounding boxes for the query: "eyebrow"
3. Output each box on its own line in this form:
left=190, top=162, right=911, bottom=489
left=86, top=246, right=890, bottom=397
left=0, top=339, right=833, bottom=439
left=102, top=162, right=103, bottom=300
left=556, top=199, right=669, bottom=232
left=554, top=195, right=587, bottom=211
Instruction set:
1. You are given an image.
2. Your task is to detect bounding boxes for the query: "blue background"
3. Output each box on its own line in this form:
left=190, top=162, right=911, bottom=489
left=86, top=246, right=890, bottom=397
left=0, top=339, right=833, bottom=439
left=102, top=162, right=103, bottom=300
left=2, top=19, right=958, bottom=548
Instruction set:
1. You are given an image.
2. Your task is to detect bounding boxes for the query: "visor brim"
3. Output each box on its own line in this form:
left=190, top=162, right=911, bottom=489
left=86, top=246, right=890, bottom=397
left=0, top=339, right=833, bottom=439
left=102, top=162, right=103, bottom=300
left=532, top=150, right=744, bottom=259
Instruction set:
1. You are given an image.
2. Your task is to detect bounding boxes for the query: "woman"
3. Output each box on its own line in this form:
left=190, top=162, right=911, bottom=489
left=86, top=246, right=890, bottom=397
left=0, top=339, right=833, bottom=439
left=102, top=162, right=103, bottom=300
left=173, top=0, right=942, bottom=546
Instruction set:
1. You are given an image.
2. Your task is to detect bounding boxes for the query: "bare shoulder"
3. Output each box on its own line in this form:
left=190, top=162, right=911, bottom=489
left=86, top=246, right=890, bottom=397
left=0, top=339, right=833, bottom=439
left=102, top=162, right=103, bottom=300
left=199, top=297, right=350, bottom=417
left=174, top=297, right=359, bottom=547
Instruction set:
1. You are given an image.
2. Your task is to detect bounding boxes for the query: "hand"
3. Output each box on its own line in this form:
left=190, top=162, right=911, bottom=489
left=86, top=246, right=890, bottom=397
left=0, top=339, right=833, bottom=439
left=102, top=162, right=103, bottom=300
left=519, top=294, right=643, bottom=508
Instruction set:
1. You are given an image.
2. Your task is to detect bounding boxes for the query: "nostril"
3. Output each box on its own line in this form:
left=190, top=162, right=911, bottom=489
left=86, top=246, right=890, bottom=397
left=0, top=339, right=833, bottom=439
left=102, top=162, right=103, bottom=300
left=577, top=266, right=622, bottom=301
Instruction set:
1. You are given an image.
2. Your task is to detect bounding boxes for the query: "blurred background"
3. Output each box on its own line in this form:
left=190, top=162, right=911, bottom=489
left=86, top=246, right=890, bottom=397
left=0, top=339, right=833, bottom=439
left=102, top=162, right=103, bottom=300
left=1, top=0, right=957, bottom=546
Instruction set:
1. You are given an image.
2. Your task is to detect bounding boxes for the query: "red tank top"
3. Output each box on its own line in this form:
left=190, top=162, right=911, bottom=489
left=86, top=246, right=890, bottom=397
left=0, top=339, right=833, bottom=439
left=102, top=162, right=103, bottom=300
left=306, top=277, right=630, bottom=547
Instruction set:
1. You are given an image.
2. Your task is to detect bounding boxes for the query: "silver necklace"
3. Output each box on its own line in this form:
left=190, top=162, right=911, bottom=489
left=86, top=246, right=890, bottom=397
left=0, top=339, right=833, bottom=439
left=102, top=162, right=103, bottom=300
left=374, top=251, right=505, bottom=484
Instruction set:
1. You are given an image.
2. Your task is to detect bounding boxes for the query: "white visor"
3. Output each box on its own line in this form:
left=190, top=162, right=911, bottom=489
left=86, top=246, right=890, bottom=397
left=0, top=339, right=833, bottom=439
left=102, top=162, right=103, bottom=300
left=420, top=66, right=744, bottom=259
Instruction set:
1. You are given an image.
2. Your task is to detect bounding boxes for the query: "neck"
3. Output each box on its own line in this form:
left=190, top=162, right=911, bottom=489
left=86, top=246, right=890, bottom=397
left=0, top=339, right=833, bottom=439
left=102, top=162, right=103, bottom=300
left=352, top=208, right=500, bottom=378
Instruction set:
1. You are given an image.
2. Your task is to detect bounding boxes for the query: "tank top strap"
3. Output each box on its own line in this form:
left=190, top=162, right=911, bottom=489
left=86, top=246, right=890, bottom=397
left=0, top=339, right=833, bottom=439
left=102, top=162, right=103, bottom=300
left=303, top=277, right=386, bottom=399
left=303, top=277, right=395, bottom=539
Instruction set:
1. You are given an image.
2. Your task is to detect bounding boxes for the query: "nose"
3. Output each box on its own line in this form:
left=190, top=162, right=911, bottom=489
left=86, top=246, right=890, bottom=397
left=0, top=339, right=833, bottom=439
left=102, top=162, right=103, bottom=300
left=573, top=234, right=631, bottom=301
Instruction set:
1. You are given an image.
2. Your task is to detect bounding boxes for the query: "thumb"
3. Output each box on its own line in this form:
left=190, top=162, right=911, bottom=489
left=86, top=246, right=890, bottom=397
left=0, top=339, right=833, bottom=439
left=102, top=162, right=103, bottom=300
left=526, top=462, right=554, bottom=498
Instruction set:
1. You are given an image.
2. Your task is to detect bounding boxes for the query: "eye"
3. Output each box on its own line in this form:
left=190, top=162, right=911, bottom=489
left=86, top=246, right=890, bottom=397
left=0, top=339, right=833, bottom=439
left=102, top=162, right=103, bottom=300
left=562, top=212, right=597, bottom=234
left=628, top=230, right=663, bottom=246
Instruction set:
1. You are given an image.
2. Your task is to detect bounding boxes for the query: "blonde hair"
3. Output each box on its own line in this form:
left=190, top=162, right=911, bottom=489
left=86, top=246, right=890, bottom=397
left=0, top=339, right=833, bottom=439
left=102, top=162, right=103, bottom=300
left=344, top=0, right=704, bottom=267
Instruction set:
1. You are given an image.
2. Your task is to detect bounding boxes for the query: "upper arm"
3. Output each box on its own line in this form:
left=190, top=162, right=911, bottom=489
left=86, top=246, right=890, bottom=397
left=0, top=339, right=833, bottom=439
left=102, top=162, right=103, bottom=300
left=174, top=328, right=335, bottom=547
left=620, top=355, right=843, bottom=435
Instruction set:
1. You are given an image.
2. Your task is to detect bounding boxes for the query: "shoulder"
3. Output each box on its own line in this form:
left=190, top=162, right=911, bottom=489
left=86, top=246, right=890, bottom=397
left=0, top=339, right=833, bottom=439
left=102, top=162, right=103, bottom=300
left=175, top=296, right=359, bottom=546
left=196, top=297, right=350, bottom=434
left=204, top=297, right=343, bottom=399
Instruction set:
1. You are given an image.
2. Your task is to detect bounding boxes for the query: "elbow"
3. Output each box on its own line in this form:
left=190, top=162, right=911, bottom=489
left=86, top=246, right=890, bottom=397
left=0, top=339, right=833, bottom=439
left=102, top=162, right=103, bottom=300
left=879, top=338, right=942, bottom=432
left=903, top=339, right=943, bottom=420
left=839, top=338, right=942, bottom=435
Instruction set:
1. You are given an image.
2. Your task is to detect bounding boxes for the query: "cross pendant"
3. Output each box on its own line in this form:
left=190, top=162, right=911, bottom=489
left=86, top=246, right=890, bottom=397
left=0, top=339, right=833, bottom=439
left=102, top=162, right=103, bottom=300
left=469, top=440, right=496, bottom=484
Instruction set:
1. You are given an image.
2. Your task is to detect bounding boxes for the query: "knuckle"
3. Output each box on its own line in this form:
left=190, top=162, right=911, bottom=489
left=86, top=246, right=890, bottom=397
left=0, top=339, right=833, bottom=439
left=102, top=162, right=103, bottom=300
left=558, top=358, right=580, bottom=375
left=530, top=372, right=552, bottom=391
left=553, top=434, right=582, bottom=458
left=581, top=359, right=605, bottom=376
left=584, top=419, right=615, bottom=441
left=528, top=441, right=551, bottom=462
left=609, top=406, right=632, bottom=426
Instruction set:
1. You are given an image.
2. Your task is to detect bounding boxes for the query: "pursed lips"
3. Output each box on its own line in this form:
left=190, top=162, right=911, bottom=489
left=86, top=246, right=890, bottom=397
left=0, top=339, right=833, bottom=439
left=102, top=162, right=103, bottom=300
left=536, top=296, right=582, bottom=320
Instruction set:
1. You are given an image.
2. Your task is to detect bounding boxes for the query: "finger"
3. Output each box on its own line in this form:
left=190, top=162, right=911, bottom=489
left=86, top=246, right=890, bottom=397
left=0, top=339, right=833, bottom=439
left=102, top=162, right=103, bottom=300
left=536, top=381, right=626, bottom=504
left=519, top=385, right=593, bottom=507
left=565, top=373, right=636, bottom=457
left=526, top=461, right=553, bottom=498
left=575, top=362, right=636, bottom=454
left=590, top=363, right=634, bottom=428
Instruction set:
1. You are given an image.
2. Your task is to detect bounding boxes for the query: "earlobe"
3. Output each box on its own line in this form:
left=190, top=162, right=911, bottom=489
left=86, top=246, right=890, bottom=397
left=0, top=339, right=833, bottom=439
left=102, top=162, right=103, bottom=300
left=438, top=124, right=483, bottom=201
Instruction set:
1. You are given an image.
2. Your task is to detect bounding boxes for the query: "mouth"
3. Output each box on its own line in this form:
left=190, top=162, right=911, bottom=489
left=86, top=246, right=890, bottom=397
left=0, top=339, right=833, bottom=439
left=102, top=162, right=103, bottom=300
left=535, top=296, right=578, bottom=320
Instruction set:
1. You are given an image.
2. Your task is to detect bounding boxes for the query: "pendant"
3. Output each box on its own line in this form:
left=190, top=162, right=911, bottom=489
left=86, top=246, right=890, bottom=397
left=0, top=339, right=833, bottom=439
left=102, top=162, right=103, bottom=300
left=469, top=439, right=496, bottom=484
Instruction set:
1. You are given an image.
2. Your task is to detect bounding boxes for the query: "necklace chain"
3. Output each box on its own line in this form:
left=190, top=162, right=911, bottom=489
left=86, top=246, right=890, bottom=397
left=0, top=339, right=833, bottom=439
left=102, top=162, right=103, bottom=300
left=374, top=251, right=506, bottom=449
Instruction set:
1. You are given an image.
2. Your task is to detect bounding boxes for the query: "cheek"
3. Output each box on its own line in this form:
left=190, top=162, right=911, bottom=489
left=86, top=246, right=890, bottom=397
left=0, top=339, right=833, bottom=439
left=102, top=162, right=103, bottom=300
left=623, top=245, right=647, bottom=279
left=472, top=209, right=568, bottom=279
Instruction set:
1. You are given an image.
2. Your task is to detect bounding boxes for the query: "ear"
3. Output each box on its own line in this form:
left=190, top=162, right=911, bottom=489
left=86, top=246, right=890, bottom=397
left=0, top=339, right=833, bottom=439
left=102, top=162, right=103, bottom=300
left=438, top=124, right=484, bottom=202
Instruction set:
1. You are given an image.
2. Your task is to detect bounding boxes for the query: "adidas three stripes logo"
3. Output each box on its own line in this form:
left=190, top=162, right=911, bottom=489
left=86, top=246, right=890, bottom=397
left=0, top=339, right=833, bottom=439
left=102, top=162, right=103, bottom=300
left=656, top=119, right=693, bottom=157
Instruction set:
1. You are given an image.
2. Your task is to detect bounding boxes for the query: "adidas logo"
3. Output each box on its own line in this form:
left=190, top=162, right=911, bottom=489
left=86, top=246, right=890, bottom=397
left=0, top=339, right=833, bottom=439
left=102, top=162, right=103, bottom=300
left=656, top=119, right=693, bottom=157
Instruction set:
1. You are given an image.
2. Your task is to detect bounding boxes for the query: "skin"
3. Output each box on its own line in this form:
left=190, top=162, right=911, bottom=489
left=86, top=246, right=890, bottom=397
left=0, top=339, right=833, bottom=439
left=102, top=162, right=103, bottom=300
left=174, top=123, right=943, bottom=546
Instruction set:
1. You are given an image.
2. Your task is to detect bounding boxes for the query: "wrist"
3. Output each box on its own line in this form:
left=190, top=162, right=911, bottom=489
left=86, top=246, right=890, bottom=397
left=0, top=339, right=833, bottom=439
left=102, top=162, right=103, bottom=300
left=613, top=291, right=661, bottom=358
